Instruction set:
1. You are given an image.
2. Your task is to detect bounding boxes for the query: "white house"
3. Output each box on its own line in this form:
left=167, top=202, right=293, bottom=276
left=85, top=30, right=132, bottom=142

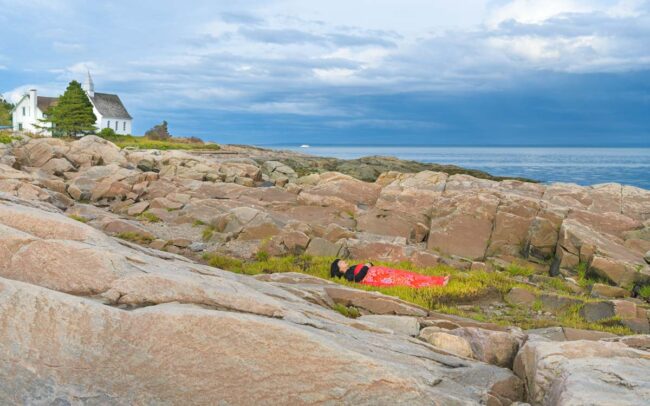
left=12, top=72, right=133, bottom=136
left=83, top=71, right=132, bottom=135
left=11, top=89, right=57, bottom=135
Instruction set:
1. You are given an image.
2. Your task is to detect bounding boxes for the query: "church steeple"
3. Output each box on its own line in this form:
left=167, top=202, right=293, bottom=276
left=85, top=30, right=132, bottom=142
left=84, top=70, right=95, bottom=97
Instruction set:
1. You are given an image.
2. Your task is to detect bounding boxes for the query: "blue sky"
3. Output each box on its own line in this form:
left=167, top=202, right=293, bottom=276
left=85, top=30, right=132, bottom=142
left=1, top=0, right=649, bottom=146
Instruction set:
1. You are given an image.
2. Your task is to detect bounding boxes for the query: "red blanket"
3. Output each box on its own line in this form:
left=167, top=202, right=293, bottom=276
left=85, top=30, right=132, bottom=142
left=359, top=266, right=447, bottom=288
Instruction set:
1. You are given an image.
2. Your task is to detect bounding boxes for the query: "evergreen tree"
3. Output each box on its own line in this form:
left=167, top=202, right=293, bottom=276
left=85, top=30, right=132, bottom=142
left=0, top=96, right=13, bottom=126
left=41, top=80, right=96, bottom=137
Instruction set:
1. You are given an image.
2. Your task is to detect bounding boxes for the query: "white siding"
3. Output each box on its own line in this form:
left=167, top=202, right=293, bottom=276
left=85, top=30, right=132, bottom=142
left=11, top=94, right=53, bottom=136
left=12, top=88, right=133, bottom=136
left=90, top=101, right=132, bottom=135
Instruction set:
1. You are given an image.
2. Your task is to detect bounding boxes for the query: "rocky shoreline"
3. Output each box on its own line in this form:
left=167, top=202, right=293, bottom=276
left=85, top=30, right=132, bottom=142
left=1, top=135, right=650, bottom=405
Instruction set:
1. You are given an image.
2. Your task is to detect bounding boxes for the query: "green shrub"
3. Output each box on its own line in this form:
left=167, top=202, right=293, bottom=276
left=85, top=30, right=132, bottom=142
left=97, top=127, right=117, bottom=139
left=0, top=134, right=18, bottom=144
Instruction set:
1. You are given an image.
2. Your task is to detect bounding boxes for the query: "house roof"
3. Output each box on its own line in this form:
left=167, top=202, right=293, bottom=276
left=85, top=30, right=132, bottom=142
left=37, top=96, right=59, bottom=112
left=89, top=92, right=132, bottom=119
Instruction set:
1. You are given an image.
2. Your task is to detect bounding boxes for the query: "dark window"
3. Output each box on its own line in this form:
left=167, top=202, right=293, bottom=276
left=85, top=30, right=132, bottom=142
left=22, top=107, right=26, bottom=116
left=18, top=123, right=23, bottom=131
left=107, top=120, right=110, bottom=128
left=123, top=121, right=126, bottom=131
left=115, top=121, right=118, bottom=131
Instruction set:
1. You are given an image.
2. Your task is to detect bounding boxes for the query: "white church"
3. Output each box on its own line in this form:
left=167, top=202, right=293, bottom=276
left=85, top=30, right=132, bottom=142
left=12, top=72, right=132, bottom=136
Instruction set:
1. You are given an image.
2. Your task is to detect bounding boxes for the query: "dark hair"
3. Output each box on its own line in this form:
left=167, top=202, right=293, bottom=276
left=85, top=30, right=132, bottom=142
left=330, top=259, right=342, bottom=278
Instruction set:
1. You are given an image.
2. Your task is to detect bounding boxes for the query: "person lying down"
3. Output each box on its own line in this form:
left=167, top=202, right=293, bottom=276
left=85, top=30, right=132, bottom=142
left=330, top=259, right=450, bottom=288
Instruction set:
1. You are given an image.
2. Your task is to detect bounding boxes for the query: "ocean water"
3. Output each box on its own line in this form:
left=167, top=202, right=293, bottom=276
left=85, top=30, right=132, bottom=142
left=274, top=146, right=650, bottom=190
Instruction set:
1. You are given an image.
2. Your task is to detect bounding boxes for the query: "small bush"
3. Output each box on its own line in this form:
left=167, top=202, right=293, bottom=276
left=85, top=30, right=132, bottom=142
left=145, top=120, right=172, bottom=140
left=97, top=127, right=116, bottom=139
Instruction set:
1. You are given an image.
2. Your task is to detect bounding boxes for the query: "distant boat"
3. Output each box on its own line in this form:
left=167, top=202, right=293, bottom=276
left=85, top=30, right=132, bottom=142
left=300, top=144, right=310, bottom=148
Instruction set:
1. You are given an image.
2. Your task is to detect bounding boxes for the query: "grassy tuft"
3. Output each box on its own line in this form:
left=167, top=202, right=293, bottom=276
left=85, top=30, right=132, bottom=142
left=332, top=303, right=361, bottom=318
left=115, top=232, right=154, bottom=244
left=255, top=250, right=270, bottom=262
left=0, top=134, right=20, bottom=144
left=138, top=211, right=161, bottom=223
left=68, top=214, right=89, bottom=223
left=202, top=225, right=216, bottom=241
left=555, top=304, right=633, bottom=335
left=638, top=285, right=650, bottom=301
left=203, top=253, right=245, bottom=273
left=504, top=263, right=535, bottom=277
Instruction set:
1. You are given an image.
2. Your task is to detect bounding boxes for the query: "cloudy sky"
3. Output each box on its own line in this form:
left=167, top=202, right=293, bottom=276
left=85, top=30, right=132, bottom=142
left=1, top=0, right=649, bottom=145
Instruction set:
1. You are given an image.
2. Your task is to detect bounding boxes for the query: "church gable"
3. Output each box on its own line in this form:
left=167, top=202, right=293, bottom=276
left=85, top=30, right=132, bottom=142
left=89, top=93, right=132, bottom=119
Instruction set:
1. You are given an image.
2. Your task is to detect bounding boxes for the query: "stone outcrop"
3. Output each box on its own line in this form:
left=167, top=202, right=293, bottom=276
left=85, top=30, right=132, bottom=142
left=2, top=135, right=650, bottom=403
left=514, top=339, right=650, bottom=405
left=4, top=136, right=649, bottom=291
left=0, top=194, right=526, bottom=405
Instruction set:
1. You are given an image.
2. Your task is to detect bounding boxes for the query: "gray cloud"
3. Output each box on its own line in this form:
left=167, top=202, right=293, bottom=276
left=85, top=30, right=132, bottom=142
left=2, top=0, right=650, bottom=124
left=238, top=27, right=324, bottom=44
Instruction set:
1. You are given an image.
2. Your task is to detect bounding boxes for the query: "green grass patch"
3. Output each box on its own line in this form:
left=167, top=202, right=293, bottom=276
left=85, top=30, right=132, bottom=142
left=539, top=277, right=572, bottom=293
left=192, top=219, right=207, bottom=227
left=0, top=134, right=20, bottom=144
left=138, top=211, right=161, bottom=223
left=504, top=263, right=535, bottom=277
left=555, top=304, right=633, bottom=335
left=115, top=232, right=154, bottom=244
left=201, top=252, right=633, bottom=335
left=101, top=134, right=220, bottom=151
left=575, top=262, right=611, bottom=288
left=202, top=253, right=523, bottom=308
left=332, top=303, right=361, bottom=318
left=202, top=225, right=216, bottom=241
left=255, top=250, right=270, bottom=262
left=638, top=285, right=650, bottom=301
left=67, top=214, right=89, bottom=223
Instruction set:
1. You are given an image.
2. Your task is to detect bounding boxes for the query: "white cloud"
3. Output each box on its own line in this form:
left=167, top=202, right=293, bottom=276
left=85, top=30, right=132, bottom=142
left=2, top=84, right=63, bottom=103
left=313, top=68, right=357, bottom=82
left=486, top=0, right=592, bottom=27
